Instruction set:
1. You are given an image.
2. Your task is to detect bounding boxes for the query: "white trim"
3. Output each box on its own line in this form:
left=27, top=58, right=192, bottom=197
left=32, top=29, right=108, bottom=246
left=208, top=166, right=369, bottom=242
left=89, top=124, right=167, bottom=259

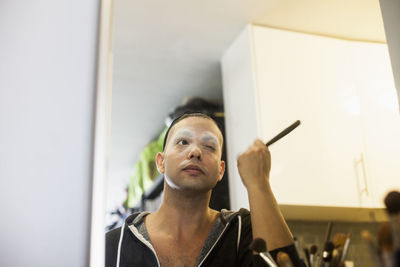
left=128, top=225, right=161, bottom=267
left=236, top=215, right=242, bottom=253
left=89, top=0, right=114, bottom=266
left=198, top=223, right=230, bottom=267
left=116, top=223, right=125, bottom=267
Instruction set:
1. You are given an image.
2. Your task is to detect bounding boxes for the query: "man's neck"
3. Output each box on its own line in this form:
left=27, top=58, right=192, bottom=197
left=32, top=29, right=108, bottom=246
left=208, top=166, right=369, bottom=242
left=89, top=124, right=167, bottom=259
left=146, top=186, right=218, bottom=238
left=143, top=186, right=220, bottom=267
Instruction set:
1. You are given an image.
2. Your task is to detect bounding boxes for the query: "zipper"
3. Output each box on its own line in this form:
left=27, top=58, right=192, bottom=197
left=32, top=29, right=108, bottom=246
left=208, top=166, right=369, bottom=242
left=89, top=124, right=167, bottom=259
left=128, top=225, right=161, bottom=267
left=197, top=222, right=230, bottom=267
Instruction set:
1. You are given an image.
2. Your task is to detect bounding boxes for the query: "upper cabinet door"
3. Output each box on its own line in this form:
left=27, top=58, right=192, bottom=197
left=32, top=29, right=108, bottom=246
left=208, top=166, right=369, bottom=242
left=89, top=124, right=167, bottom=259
left=252, top=27, right=364, bottom=207
left=222, top=25, right=399, bottom=213
left=351, top=42, right=400, bottom=208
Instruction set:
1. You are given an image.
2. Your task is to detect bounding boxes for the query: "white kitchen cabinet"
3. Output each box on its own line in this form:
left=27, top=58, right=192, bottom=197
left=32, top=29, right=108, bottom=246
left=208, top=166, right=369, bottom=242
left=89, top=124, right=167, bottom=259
left=351, top=42, right=400, bottom=208
left=222, top=25, right=400, bottom=215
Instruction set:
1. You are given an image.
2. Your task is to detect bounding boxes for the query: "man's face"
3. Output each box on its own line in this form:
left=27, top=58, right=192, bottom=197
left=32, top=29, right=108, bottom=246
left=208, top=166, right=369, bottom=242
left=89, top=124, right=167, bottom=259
left=156, top=116, right=225, bottom=193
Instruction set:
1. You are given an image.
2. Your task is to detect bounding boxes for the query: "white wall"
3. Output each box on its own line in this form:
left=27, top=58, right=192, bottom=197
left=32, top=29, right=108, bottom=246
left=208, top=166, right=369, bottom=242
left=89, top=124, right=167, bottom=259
left=0, top=1, right=99, bottom=266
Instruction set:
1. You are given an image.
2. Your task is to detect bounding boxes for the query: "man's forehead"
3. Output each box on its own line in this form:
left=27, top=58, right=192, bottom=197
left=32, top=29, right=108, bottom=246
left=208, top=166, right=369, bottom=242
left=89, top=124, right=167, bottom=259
left=172, top=128, right=219, bottom=142
left=168, top=117, right=223, bottom=143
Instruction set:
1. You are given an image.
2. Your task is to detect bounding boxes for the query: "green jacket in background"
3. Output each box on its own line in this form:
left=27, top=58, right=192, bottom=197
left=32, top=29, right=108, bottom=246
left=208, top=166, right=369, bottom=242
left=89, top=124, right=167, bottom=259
left=127, top=127, right=167, bottom=208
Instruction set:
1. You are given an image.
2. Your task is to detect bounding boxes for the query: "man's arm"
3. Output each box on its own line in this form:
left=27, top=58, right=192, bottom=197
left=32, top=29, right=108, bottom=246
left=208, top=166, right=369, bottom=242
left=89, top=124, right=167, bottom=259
left=237, top=139, right=294, bottom=251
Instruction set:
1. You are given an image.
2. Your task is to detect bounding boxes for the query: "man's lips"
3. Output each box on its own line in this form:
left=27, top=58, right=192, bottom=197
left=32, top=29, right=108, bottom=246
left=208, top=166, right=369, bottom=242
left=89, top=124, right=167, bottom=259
left=182, top=164, right=205, bottom=174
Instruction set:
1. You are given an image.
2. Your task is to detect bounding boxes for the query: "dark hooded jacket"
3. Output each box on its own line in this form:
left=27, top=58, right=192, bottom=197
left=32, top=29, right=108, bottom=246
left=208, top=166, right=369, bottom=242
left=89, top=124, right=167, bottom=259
left=106, top=208, right=302, bottom=267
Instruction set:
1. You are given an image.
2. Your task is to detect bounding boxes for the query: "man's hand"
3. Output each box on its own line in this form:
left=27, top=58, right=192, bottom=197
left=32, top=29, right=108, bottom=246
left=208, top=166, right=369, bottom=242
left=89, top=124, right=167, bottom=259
left=237, top=139, right=294, bottom=252
left=237, top=139, right=271, bottom=191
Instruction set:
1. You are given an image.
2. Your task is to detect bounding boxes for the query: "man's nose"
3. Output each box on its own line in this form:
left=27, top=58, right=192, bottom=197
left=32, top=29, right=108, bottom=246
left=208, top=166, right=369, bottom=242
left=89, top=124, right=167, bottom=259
left=188, top=144, right=202, bottom=160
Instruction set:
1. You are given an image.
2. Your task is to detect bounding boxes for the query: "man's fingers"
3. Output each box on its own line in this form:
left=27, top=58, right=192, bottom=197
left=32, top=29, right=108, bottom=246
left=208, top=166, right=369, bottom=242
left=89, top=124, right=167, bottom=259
left=238, top=139, right=269, bottom=158
left=254, top=139, right=264, bottom=146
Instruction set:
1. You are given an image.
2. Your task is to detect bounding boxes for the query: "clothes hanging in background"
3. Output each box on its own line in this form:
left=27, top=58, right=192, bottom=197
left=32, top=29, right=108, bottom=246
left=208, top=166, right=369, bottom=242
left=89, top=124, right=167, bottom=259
left=127, top=127, right=167, bottom=208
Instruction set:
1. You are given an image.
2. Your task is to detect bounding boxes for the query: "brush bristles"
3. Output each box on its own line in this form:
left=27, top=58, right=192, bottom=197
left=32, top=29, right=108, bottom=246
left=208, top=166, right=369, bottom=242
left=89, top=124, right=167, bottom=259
left=361, top=230, right=373, bottom=243
left=378, top=222, right=393, bottom=251
left=249, top=238, right=267, bottom=253
left=384, top=191, right=400, bottom=214
left=277, top=251, right=291, bottom=264
left=333, top=233, right=347, bottom=248
left=324, top=241, right=334, bottom=252
left=310, top=245, right=318, bottom=254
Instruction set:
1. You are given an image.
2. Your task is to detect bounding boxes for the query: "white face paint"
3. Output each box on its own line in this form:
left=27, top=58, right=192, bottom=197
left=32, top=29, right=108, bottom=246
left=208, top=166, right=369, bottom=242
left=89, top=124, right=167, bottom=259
left=159, top=117, right=225, bottom=193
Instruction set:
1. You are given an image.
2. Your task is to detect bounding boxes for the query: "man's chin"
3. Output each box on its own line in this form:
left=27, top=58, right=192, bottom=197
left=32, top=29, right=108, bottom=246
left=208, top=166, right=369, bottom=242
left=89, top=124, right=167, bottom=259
left=168, top=182, right=213, bottom=194
left=165, top=175, right=217, bottom=193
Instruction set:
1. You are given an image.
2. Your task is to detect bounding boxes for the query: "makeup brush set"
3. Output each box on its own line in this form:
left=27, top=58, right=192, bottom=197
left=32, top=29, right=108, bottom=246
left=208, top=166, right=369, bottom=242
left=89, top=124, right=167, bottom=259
left=298, top=190, right=400, bottom=267
left=250, top=238, right=296, bottom=267
left=297, top=224, right=353, bottom=267
left=249, top=190, right=400, bottom=266
left=359, top=191, right=400, bottom=267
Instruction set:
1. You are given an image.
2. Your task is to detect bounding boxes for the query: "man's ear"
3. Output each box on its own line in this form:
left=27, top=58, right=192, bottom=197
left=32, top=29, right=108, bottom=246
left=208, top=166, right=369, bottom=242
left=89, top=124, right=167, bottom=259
left=155, top=152, right=165, bottom=174
left=218, top=160, right=225, bottom=182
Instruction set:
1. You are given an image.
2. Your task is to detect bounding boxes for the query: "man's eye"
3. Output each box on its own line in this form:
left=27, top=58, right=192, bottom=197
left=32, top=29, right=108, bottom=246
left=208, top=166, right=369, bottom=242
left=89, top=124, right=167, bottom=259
left=177, top=139, right=188, bottom=145
left=205, top=145, right=216, bottom=151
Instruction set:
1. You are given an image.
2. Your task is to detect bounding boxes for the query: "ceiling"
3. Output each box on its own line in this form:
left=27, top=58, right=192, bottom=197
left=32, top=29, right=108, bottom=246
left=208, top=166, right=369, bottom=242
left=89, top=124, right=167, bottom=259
left=108, top=0, right=386, bottom=201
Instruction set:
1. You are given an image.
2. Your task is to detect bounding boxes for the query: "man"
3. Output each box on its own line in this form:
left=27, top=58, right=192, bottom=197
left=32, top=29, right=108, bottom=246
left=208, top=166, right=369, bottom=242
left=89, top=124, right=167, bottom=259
left=106, top=113, right=301, bottom=267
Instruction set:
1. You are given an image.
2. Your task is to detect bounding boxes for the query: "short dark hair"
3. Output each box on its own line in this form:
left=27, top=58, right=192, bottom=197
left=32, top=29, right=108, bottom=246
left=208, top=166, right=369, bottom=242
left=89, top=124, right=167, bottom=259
left=162, top=112, right=222, bottom=151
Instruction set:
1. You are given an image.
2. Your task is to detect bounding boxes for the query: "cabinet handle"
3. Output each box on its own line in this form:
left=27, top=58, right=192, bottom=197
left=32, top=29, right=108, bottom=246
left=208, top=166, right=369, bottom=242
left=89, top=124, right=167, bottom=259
left=360, top=153, right=369, bottom=196
left=354, top=153, right=369, bottom=198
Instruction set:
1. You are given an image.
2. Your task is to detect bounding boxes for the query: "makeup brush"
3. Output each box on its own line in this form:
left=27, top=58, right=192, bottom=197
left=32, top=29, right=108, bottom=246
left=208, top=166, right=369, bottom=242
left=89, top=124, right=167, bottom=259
left=384, top=191, right=400, bottom=215
left=331, top=233, right=347, bottom=266
left=324, top=222, right=333, bottom=244
left=321, top=241, right=334, bottom=266
left=277, top=251, right=294, bottom=267
left=384, top=191, right=400, bottom=248
left=309, top=245, right=318, bottom=267
left=317, top=222, right=334, bottom=267
left=265, top=120, right=301, bottom=147
left=314, top=253, right=322, bottom=267
left=304, top=247, right=311, bottom=267
left=339, top=232, right=352, bottom=264
left=293, top=237, right=303, bottom=261
left=369, top=211, right=380, bottom=242
left=378, top=222, right=395, bottom=267
left=378, top=222, right=393, bottom=252
left=249, top=238, right=278, bottom=267
left=332, top=233, right=347, bottom=249
left=361, top=229, right=383, bottom=267
left=384, top=191, right=400, bottom=266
